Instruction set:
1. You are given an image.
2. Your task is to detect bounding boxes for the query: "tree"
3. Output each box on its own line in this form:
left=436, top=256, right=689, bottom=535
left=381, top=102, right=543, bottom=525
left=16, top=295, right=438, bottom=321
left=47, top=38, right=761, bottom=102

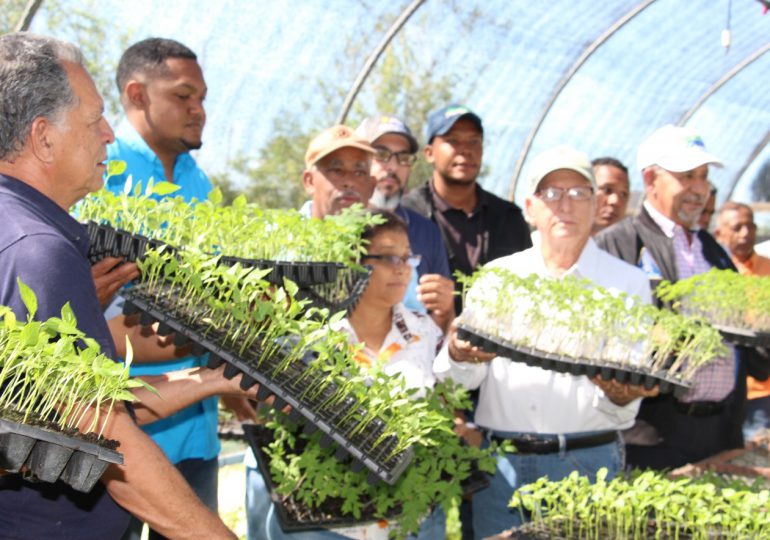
left=213, top=10, right=459, bottom=206
left=1, top=0, right=127, bottom=121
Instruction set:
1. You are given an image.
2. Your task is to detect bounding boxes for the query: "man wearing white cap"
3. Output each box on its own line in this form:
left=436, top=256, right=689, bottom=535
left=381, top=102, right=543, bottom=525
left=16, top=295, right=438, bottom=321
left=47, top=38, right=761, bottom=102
left=435, top=145, right=656, bottom=538
left=596, top=125, right=768, bottom=469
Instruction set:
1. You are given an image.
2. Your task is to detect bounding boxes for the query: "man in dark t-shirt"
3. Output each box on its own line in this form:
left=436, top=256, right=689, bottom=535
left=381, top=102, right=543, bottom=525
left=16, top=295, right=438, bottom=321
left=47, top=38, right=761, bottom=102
left=0, top=33, right=255, bottom=539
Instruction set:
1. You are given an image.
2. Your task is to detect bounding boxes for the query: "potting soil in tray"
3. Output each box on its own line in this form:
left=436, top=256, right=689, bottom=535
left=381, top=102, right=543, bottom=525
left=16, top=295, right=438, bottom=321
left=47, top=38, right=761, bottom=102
left=0, top=415, right=122, bottom=493
left=456, top=324, right=691, bottom=398
left=244, top=424, right=404, bottom=532
left=121, top=285, right=414, bottom=485
left=712, top=324, right=770, bottom=349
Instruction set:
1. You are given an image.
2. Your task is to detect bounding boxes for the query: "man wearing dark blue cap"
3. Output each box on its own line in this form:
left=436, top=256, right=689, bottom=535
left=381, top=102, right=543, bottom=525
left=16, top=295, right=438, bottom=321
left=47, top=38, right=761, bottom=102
left=356, top=114, right=455, bottom=332
left=402, top=104, right=531, bottom=540
left=402, top=105, right=531, bottom=313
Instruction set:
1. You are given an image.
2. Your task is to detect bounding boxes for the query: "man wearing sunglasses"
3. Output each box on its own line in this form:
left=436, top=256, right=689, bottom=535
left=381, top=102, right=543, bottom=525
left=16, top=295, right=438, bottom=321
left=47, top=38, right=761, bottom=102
left=356, top=115, right=455, bottom=333
left=436, top=145, right=656, bottom=538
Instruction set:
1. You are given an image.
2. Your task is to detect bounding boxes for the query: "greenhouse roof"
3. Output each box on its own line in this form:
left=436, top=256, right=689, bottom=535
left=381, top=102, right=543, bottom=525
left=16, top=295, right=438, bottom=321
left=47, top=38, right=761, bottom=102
left=34, top=0, right=770, bottom=206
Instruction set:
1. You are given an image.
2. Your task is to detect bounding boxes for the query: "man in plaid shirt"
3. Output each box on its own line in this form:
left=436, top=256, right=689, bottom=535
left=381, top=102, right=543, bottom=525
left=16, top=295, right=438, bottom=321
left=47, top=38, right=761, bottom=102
left=596, top=125, right=770, bottom=469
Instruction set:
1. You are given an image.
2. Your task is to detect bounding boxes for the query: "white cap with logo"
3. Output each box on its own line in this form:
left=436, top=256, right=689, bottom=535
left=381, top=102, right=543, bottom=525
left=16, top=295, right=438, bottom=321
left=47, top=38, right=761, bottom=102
left=527, top=145, right=596, bottom=197
left=637, top=125, right=723, bottom=172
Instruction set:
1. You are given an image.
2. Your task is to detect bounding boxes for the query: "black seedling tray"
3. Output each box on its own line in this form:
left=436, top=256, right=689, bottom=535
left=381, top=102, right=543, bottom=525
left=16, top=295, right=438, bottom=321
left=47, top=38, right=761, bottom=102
left=244, top=424, right=403, bottom=532
left=296, top=266, right=372, bottom=314
left=456, top=324, right=691, bottom=398
left=0, top=416, right=122, bottom=493
left=84, top=221, right=168, bottom=264
left=713, top=324, right=770, bottom=349
left=219, top=256, right=345, bottom=287
left=121, top=285, right=413, bottom=485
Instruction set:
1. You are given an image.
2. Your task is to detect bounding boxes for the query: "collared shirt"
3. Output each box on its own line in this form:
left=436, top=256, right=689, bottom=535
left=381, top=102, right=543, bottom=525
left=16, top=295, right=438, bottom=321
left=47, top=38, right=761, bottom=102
left=729, top=252, right=770, bottom=400
left=732, top=251, right=770, bottom=278
left=643, top=201, right=711, bottom=278
left=434, top=238, right=650, bottom=434
left=337, top=303, right=443, bottom=397
left=106, top=120, right=211, bottom=202
left=0, top=174, right=130, bottom=538
left=643, top=201, right=735, bottom=403
left=429, top=181, right=487, bottom=277
left=106, top=121, right=219, bottom=464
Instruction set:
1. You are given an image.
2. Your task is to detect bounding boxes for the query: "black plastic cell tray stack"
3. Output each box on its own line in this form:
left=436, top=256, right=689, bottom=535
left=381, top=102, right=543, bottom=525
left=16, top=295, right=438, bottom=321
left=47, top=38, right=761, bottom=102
left=0, top=417, right=122, bottom=493
left=219, top=256, right=345, bottom=287
left=456, top=324, right=691, bottom=398
left=121, top=285, right=413, bottom=485
left=84, top=221, right=166, bottom=264
left=713, top=324, right=770, bottom=348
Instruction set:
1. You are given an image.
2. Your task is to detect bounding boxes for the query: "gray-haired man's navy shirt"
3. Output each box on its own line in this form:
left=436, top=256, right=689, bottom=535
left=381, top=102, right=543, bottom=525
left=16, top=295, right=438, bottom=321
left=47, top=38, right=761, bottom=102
left=0, top=174, right=129, bottom=539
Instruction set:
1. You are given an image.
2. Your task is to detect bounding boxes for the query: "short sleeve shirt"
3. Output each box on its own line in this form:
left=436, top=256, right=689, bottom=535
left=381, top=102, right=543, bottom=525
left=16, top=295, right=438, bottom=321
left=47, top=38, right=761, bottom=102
left=0, top=174, right=129, bottom=538
left=105, top=121, right=219, bottom=463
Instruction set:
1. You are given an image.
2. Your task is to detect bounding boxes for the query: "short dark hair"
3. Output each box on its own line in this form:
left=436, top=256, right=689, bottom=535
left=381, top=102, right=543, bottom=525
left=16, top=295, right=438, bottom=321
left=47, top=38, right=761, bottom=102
left=361, top=210, right=409, bottom=246
left=591, top=157, right=628, bottom=176
left=116, top=37, right=197, bottom=92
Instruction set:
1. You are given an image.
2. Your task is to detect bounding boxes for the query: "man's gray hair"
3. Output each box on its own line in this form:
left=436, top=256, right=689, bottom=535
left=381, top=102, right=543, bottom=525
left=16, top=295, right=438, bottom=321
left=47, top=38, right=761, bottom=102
left=0, top=33, right=85, bottom=160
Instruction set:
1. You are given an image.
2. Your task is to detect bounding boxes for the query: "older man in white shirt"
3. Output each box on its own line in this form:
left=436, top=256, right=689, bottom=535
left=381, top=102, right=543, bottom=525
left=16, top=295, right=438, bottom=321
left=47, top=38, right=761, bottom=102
left=434, top=146, right=658, bottom=538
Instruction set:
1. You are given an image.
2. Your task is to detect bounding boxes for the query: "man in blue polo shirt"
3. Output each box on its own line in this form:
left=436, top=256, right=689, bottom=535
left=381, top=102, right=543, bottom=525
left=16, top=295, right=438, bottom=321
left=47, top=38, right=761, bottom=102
left=0, top=32, right=250, bottom=539
left=356, top=115, right=455, bottom=333
left=103, top=38, right=230, bottom=540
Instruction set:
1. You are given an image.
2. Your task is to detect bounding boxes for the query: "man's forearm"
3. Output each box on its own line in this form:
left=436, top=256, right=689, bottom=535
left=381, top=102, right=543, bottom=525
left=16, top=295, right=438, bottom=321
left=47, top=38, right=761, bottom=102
left=131, top=365, right=237, bottom=425
left=98, top=406, right=234, bottom=539
left=108, top=315, right=191, bottom=363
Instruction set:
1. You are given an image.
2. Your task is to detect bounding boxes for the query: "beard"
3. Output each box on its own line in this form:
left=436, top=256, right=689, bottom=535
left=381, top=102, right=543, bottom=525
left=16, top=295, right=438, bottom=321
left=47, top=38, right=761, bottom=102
left=369, top=188, right=401, bottom=211
left=181, top=138, right=203, bottom=151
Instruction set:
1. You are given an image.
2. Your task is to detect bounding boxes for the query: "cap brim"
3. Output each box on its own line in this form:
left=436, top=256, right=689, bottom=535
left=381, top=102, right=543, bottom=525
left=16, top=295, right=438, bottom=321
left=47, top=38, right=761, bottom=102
left=307, top=141, right=375, bottom=167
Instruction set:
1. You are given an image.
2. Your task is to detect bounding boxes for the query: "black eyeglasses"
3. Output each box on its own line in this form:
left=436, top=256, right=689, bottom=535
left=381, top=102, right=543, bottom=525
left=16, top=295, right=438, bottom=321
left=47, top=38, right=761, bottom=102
left=373, top=147, right=417, bottom=166
left=362, top=254, right=421, bottom=268
left=536, top=186, right=594, bottom=203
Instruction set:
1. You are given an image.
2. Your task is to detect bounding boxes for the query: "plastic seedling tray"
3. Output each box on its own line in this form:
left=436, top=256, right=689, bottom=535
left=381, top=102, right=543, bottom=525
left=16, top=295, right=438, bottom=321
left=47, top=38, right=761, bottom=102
left=712, top=324, right=770, bottom=349
left=0, top=416, right=122, bottom=493
left=296, top=266, right=372, bottom=314
left=219, top=256, right=345, bottom=287
left=121, top=285, right=413, bottom=485
left=456, top=324, right=691, bottom=398
left=243, top=424, right=403, bottom=532
left=84, top=222, right=171, bottom=264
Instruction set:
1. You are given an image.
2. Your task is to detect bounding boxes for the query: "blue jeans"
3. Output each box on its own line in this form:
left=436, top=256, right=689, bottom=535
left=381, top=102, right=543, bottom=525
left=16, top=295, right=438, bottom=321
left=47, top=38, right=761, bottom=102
left=743, top=395, right=770, bottom=442
left=246, top=455, right=445, bottom=540
left=121, top=457, right=219, bottom=540
left=471, top=437, right=624, bottom=540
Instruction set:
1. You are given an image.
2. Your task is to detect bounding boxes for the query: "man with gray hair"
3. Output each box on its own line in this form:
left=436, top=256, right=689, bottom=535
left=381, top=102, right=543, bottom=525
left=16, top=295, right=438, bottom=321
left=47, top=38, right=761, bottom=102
left=0, top=32, right=255, bottom=539
left=596, top=125, right=770, bottom=469
left=435, top=146, right=656, bottom=538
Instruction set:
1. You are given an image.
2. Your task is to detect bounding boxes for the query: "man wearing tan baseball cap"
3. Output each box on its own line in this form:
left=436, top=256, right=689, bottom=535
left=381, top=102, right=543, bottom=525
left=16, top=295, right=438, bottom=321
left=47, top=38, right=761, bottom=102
left=302, top=124, right=376, bottom=219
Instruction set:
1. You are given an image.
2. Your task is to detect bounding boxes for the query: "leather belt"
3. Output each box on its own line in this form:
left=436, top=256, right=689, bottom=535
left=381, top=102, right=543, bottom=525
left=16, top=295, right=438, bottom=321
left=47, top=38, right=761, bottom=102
left=489, top=431, right=618, bottom=454
left=673, top=400, right=725, bottom=417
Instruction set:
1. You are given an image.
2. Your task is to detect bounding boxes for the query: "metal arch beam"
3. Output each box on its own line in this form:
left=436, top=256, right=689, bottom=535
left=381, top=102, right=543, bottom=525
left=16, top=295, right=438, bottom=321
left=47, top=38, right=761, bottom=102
left=336, top=0, right=426, bottom=125
left=724, top=128, right=770, bottom=201
left=508, top=0, right=658, bottom=201
left=678, top=41, right=770, bottom=126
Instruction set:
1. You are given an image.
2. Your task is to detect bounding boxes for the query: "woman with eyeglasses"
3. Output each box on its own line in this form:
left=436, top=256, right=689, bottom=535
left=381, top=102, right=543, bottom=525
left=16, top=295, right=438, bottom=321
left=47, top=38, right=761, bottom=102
left=254, top=210, right=445, bottom=540
left=340, top=210, right=443, bottom=395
